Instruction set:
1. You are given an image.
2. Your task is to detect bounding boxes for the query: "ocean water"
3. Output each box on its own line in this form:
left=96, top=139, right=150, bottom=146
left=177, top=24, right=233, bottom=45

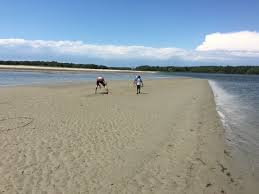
left=1, top=70, right=259, bottom=180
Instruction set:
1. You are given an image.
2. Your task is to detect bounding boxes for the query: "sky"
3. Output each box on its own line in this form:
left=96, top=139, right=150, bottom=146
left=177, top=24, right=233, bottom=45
left=0, top=0, right=259, bottom=66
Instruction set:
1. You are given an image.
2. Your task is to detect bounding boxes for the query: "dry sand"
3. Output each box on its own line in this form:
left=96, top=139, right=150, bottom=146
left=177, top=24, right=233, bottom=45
left=0, top=65, right=152, bottom=73
left=0, top=78, right=257, bottom=194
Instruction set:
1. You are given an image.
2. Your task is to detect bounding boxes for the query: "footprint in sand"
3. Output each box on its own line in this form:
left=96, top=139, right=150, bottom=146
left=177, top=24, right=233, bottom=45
left=0, top=117, right=34, bottom=132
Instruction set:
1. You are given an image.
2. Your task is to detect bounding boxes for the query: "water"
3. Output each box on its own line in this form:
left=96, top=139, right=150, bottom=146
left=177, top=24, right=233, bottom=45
left=1, top=70, right=259, bottom=179
left=0, top=70, right=172, bottom=86
left=166, top=72, right=259, bottom=180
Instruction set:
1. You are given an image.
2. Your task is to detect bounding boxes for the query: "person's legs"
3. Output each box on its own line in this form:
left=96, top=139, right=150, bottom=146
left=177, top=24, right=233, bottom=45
left=137, top=85, right=140, bottom=94
left=95, top=81, right=100, bottom=94
left=101, top=82, right=109, bottom=94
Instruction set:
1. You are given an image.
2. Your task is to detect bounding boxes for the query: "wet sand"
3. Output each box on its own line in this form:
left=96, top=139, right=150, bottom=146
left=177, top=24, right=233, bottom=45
left=0, top=78, right=257, bottom=193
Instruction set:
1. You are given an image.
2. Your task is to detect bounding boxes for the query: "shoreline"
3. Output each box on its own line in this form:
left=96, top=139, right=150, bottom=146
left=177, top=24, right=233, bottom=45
left=209, top=80, right=259, bottom=183
left=0, top=64, right=155, bottom=73
left=0, top=79, right=257, bottom=193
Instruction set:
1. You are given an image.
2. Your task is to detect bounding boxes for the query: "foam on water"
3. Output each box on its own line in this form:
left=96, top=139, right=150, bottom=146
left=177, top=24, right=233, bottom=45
left=208, top=80, right=233, bottom=130
left=209, top=79, right=259, bottom=180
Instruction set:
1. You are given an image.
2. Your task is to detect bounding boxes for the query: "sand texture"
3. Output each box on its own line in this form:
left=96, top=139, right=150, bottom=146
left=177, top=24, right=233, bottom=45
left=0, top=78, right=257, bottom=194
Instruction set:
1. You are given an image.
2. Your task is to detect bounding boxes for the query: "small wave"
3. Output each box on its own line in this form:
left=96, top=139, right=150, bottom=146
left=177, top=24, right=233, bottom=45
left=209, top=80, right=229, bottom=126
left=209, top=80, right=234, bottom=101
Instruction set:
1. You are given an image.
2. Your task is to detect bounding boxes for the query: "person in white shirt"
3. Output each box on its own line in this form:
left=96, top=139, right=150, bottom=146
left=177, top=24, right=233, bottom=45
left=134, top=75, right=144, bottom=94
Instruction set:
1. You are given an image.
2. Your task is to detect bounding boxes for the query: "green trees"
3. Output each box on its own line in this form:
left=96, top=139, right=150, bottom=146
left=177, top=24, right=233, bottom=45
left=0, top=60, right=133, bottom=71
left=135, top=65, right=259, bottom=74
left=0, top=61, right=259, bottom=74
left=0, top=60, right=109, bottom=70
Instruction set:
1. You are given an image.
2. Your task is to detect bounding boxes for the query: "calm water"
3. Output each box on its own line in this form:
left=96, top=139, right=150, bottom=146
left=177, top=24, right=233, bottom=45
left=168, top=72, right=259, bottom=180
left=1, top=70, right=259, bottom=179
left=0, top=70, right=166, bottom=86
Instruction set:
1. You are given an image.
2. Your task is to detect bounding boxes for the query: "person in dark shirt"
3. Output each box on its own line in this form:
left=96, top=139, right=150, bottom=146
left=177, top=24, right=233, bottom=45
left=95, top=76, right=108, bottom=94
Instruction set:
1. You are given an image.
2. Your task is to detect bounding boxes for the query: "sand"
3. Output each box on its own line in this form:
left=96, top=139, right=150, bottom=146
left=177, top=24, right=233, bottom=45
left=0, top=65, right=153, bottom=73
left=0, top=78, right=257, bottom=194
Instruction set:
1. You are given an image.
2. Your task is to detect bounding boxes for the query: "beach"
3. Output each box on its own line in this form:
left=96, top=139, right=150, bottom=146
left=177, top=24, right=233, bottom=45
left=0, top=65, right=151, bottom=73
left=0, top=78, right=257, bottom=194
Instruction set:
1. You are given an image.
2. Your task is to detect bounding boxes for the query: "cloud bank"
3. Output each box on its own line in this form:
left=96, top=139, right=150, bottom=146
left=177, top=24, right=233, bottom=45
left=196, top=31, right=259, bottom=52
left=1, top=31, right=259, bottom=66
left=0, top=39, right=187, bottom=60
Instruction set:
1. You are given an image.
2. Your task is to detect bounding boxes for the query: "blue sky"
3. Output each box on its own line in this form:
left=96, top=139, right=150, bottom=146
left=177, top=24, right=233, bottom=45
left=1, top=0, right=259, bottom=66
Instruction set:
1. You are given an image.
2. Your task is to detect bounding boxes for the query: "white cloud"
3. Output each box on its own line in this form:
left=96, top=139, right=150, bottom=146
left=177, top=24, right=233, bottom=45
left=1, top=33, right=259, bottom=66
left=0, top=38, right=186, bottom=60
left=196, top=31, right=259, bottom=52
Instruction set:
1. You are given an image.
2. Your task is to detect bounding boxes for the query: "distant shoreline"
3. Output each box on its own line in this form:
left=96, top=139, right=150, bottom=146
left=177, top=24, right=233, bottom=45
left=0, top=65, right=155, bottom=73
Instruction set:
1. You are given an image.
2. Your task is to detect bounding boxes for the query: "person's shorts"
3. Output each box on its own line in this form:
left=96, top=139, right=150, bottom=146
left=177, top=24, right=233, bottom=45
left=137, top=85, right=141, bottom=89
left=97, top=80, right=105, bottom=87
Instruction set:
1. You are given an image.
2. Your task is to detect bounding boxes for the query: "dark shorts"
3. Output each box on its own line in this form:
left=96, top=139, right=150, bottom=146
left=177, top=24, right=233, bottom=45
left=97, top=80, right=105, bottom=87
left=137, top=85, right=141, bottom=89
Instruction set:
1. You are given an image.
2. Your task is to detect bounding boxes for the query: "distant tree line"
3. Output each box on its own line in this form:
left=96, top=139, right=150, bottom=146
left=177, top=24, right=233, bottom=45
left=0, top=60, right=259, bottom=74
left=0, top=60, right=132, bottom=71
left=135, top=65, right=259, bottom=75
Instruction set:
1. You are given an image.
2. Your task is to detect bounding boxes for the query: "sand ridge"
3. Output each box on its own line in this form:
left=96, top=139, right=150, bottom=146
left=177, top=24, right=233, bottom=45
left=0, top=79, right=257, bottom=193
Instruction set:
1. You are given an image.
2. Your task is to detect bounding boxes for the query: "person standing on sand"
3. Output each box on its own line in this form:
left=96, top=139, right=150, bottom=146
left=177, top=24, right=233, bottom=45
left=95, top=76, right=108, bottom=94
left=134, top=75, right=144, bottom=94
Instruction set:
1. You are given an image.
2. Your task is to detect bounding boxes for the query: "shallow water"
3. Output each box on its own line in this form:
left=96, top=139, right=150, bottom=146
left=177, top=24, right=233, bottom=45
left=167, top=72, right=259, bottom=180
left=1, top=70, right=259, bottom=180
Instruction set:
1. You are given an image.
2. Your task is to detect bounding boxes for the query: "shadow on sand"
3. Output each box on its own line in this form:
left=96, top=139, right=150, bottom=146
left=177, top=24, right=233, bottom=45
left=98, top=91, right=109, bottom=95
left=85, top=92, right=109, bottom=98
